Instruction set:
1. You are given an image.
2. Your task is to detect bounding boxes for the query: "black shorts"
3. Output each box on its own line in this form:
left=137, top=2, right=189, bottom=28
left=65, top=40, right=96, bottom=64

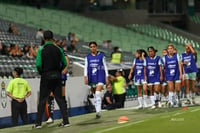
left=62, top=80, right=66, bottom=86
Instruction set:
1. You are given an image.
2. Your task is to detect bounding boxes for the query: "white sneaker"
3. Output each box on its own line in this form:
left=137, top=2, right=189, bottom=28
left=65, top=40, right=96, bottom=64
left=96, top=112, right=101, bottom=119
left=46, top=117, right=54, bottom=124
left=158, top=102, right=162, bottom=108
left=151, top=105, right=156, bottom=109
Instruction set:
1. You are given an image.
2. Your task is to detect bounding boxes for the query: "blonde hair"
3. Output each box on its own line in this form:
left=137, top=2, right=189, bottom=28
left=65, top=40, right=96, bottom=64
left=167, top=43, right=174, bottom=49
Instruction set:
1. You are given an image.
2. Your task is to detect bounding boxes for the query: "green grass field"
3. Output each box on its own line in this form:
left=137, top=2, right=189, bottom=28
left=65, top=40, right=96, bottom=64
left=1, top=106, right=200, bottom=133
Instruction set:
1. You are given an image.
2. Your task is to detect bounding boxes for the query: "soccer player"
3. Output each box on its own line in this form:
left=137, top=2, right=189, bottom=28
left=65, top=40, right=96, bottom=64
left=145, top=46, right=163, bottom=108
left=163, top=44, right=182, bottom=107
left=84, top=41, right=109, bottom=118
left=6, top=67, right=31, bottom=126
left=128, top=49, right=148, bottom=109
left=45, top=40, right=70, bottom=124
left=182, top=43, right=198, bottom=104
left=161, top=49, right=168, bottom=102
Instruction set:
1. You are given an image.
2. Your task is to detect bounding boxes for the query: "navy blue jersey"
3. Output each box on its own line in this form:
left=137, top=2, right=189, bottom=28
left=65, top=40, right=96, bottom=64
left=133, top=58, right=145, bottom=81
left=86, top=52, right=106, bottom=84
left=145, top=56, right=161, bottom=83
left=164, top=54, right=180, bottom=81
left=182, top=52, right=198, bottom=73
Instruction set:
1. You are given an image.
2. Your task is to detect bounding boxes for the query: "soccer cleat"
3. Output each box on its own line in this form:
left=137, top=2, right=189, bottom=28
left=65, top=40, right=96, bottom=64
left=178, top=100, right=182, bottom=107
left=185, top=99, right=191, bottom=105
left=158, top=102, right=162, bottom=108
left=138, top=107, right=143, bottom=110
left=151, top=105, right=156, bottom=109
left=166, top=101, right=171, bottom=108
left=58, top=122, right=70, bottom=127
left=192, top=100, right=196, bottom=105
left=46, top=117, right=54, bottom=124
left=143, top=103, right=148, bottom=108
left=32, top=124, right=42, bottom=129
left=96, top=112, right=101, bottom=119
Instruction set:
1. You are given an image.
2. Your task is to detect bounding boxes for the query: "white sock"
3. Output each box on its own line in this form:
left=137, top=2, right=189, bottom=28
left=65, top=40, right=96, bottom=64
left=95, top=91, right=102, bottom=113
left=192, top=93, right=195, bottom=98
left=159, top=93, right=161, bottom=101
left=169, top=92, right=174, bottom=104
left=143, top=95, right=147, bottom=107
left=138, top=97, right=143, bottom=107
left=186, top=94, right=190, bottom=100
left=154, top=92, right=157, bottom=101
left=150, top=96, right=155, bottom=105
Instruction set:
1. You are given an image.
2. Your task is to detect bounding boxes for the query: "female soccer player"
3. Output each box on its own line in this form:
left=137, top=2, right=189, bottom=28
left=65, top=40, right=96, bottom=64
left=163, top=44, right=182, bottom=107
left=182, top=43, right=198, bottom=104
left=128, top=49, right=148, bottom=109
left=161, top=49, right=168, bottom=102
left=84, top=41, right=109, bottom=118
left=145, top=46, right=163, bottom=108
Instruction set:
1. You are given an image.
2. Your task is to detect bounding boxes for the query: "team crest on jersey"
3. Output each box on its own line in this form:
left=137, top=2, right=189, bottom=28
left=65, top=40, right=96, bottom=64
left=1, top=81, right=7, bottom=108
left=92, top=68, right=97, bottom=74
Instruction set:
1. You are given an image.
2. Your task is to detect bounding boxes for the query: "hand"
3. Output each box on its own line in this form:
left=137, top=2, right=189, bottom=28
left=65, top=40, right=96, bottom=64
left=128, top=74, right=132, bottom=80
left=179, top=74, right=182, bottom=81
left=16, top=98, right=25, bottom=103
left=183, top=61, right=188, bottom=65
left=160, top=76, right=163, bottom=82
left=84, top=77, right=88, bottom=85
left=144, top=75, right=147, bottom=81
left=62, top=69, right=67, bottom=75
left=106, top=77, right=109, bottom=85
left=184, top=74, right=186, bottom=80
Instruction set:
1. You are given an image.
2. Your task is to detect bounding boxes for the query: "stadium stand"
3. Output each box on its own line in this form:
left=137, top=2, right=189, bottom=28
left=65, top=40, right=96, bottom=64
left=0, top=3, right=178, bottom=55
left=0, top=3, right=199, bottom=79
left=191, top=15, right=200, bottom=24
left=126, top=24, right=200, bottom=51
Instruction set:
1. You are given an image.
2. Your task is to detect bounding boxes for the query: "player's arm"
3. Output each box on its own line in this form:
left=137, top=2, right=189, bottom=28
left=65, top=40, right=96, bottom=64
left=36, top=46, right=42, bottom=74
left=6, top=81, right=15, bottom=100
left=103, top=56, right=109, bottom=84
left=177, top=54, right=182, bottom=80
left=62, top=54, right=70, bottom=74
left=109, top=75, right=117, bottom=81
left=25, top=81, right=31, bottom=98
left=84, top=57, right=88, bottom=85
left=60, top=48, right=67, bottom=70
left=106, top=96, right=112, bottom=104
left=143, top=58, right=147, bottom=81
left=187, top=43, right=197, bottom=62
left=159, top=58, right=163, bottom=81
left=128, top=59, right=135, bottom=80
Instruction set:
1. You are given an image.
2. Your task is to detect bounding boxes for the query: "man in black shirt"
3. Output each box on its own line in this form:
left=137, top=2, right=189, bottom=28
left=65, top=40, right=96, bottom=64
left=33, top=30, right=70, bottom=128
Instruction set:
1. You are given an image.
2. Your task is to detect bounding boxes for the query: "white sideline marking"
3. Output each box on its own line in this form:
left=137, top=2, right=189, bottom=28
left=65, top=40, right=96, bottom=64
left=190, top=108, right=200, bottom=112
left=97, top=107, right=199, bottom=133
left=172, top=112, right=184, bottom=116
left=96, top=120, right=145, bottom=133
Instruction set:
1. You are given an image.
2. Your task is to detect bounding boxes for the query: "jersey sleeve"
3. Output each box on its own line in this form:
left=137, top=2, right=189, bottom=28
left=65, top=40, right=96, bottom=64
left=36, top=46, right=43, bottom=73
left=84, top=57, right=88, bottom=77
left=162, top=56, right=166, bottom=64
left=133, top=59, right=136, bottom=65
left=177, top=54, right=181, bottom=62
left=158, top=57, right=162, bottom=65
left=103, top=56, right=109, bottom=77
left=143, top=58, right=146, bottom=66
left=6, top=80, right=13, bottom=93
